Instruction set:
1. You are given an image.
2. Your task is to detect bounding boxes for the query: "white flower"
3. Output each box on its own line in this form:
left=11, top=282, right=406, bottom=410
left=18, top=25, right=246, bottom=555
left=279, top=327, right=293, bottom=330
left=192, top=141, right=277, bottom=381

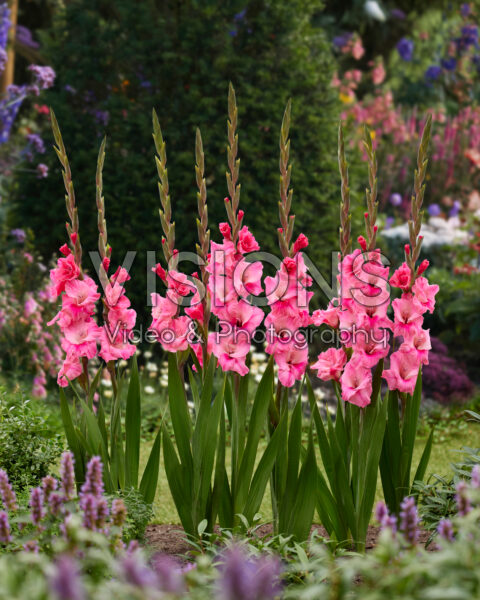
left=254, top=374, right=262, bottom=383
left=146, top=361, right=158, bottom=372
left=314, top=388, right=325, bottom=401
left=144, top=350, right=153, bottom=359
left=101, top=379, right=112, bottom=388
left=365, top=0, right=386, bottom=21
left=144, top=385, right=155, bottom=395
left=103, top=389, right=113, bottom=399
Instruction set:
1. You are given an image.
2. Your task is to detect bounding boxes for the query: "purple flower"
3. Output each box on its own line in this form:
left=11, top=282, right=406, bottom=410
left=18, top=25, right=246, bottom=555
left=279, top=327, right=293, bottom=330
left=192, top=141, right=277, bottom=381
left=449, top=200, right=462, bottom=217
left=0, top=469, right=18, bottom=511
left=385, top=216, right=395, bottom=229
left=333, top=32, right=352, bottom=49
left=27, top=133, right=45, bottom=154
left=111, top=498, right=127, bottom=527
left=461, top=3, right=471, bottom=17
left=0, top=510, right=11, bottom=543
left=24, top=540, right=39, bottom=553
left=0, top=3, right=10, bottom=50
left=80, top=493, right=98, bottom=530
left=233, top=9, right=247, bottom=22
left=441, top=57, right=457, bottom=71
left=390, top=8, right=406, bottom=20
left=42, top=475, right=58, bottom=501
left=95, top=496, right=109, bottom=530
left=399, top=496, right=420, bottom=545
left=10, top=228, right=26, bottom=243
left=36, top=163, right=49, bottom=178
left=389, top=193, right=402, bottom=207
left=15, top=25, right=39, bottom=49
left=27, top=65, right=56, bottom=90
left=217, top=545, right=283, bottom=600
left=427, top=203, right=441, bottom=216
left=425, top=65, right=442, bottom=82
left=64, top=84, right=76, bottom=94
left=151, top=555, right=186, bottom=595
left=455, top=480, right=471, bottom=516
left=471, top=465, right=480, bottom=488
left=93, top=109, right=109, bottom=127
left=29, top=487, right=45, bottom=525
left=49, top=492, right=63, bottom=517
left=50, top=556, right=86, bottom=600
left=60, top=452, right=75, bottom=500
left=375, top=501, right=397, bottom=532
left=121, top=553, right=158, bottom=588
left=438, top=518, right=455, bottom=542
left=0, top=46, right=6, bottom=74
left=81, top=456, right=104, bottom=498
left=397, top=38, right=414, bottom=61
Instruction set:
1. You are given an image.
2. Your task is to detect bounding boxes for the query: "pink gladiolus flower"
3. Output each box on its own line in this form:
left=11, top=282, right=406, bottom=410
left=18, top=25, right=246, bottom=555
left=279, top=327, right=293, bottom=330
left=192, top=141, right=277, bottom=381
left=411, top=277, right=439, bottom=313
left=166, top=270, right=196, bottom=302
left=389, top=262, right=411, bottom=291
left=340, top=357, right=372, bottom=407
left=400, top=327, right=431, bottom=365
left=237, top=225, right=260, bottom=254
left=382, top=348, right=420, bottom=395
left=57, top=352, right=83, bottom=387
left=24, top=295, right=39, bottom=317
left=207, top=332, right=250, bottom=376
left=152, top=263, right=167, bottom=281
left=50, top=253, right=80, bottom=296
left=64, top=276, right=100, bottom=312
left=61, top=317, right=99, bottom=359
left=312, top=301, right=341, bottom=328
left=150, top=316, right=191, bottom=352
left=292, top=233, right=309, bottom=254
left=111, top=266, right=131, bottom=284
left=220, top=299, right=264, bottom=335
left=233, top=258, right=263, bottom=297
left=275, top=341, right=309, bottom=388
left=392, top=294, right=426, bottom=338
left=184, top=290, right=204, bottom=323
left=98, top=326, right=136, bottom=362
left=312, top=347, right=347, bottom=382
left=151, top=293, right=178, bottom=321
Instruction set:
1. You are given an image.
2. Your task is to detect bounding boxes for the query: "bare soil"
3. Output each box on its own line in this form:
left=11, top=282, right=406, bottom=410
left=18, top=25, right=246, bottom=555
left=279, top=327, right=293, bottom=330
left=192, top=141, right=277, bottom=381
left=144, top=523, right=435, bottom=559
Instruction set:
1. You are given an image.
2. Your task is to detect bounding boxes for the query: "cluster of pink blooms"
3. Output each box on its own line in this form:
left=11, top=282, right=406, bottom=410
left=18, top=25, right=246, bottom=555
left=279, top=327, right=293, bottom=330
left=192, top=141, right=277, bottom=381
left=206, top=214, right=264, bottom=376
left=48, top=238, right=136, bottom=387
left=264, top=234, right=312, bottom=387
left=149, top=258, right=198, bottom=354
left=0, top=272, right=62, bottom=399
left=312, top=240, right=439, bottom=407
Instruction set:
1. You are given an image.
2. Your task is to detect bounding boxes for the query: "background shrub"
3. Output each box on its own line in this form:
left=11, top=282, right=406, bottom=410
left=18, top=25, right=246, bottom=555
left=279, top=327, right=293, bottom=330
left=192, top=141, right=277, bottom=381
left=11, top=0, right=357, bottom=319
left=0, top=388, right=63, bottom=490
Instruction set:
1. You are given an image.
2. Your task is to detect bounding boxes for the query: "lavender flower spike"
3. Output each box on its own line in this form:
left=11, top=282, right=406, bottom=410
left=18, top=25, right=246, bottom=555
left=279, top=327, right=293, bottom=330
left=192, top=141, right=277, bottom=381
left=375, top=501, right=397, bottom=533
left=29, top=487, right=45, bottom=526
left=471, top=465, right=480, bottom=489
left=438, top=519, right=455, bottom=542
left=60, top=452, right=75, bottom=500
left=399, top=496, right=420, bottom=545
left=111, top=498, right=127, bottom=527
left=0, top=510, right=11, bottom=544
left=50, top=556, right=86, bottom=600
left=81, top=455, right=104, bottom=498
left=455, top=480, right=471, bottom=516
left=0, top=469, right=18, bottom=511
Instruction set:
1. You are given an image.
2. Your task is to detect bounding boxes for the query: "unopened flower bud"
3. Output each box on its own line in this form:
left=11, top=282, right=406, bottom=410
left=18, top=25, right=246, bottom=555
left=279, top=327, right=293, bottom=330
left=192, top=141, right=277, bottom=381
left=404, top=244, right=410, bottom=255
left=357, top=235, right=367, bottom=251
left=238, top=209, right=244, bottom=221
left=59, top=244, right=71, bottom=256
left=152, top=263, right=166, bottom=281
left=70, top=232, right=78, bottom=245
left=417, top=259, right=429, bottom=275
left=102, top=257, right=110, bottom=272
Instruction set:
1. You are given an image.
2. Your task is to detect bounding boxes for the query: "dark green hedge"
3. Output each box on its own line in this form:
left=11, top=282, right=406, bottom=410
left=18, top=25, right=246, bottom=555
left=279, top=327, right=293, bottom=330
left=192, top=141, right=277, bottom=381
left=13, top=0, right=352, bottom=317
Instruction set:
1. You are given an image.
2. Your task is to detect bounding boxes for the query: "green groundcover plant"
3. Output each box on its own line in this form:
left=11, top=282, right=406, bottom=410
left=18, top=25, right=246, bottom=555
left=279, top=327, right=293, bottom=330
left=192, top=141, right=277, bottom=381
left=1, top=468, right=480, bottom=598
